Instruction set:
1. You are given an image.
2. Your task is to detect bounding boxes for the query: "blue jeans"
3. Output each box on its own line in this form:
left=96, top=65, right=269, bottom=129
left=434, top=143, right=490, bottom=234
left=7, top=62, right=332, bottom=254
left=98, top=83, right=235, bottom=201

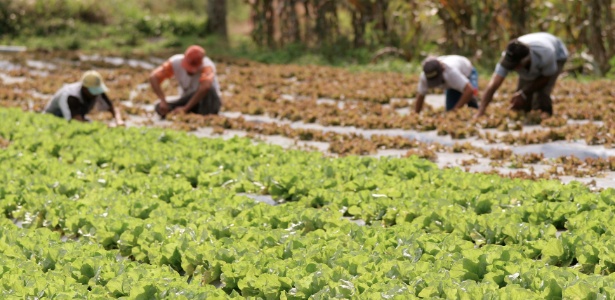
left=445, top=68, right=479, bottom=111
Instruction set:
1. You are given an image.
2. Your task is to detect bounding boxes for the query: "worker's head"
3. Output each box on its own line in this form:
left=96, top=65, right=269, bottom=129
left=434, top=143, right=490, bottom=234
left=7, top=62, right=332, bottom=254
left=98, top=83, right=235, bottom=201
left=422, top=57, right=444, bottom=88
left=81, top=70, right=108, bottom=96
left=500, top=39, right=530, bottom=70
left=182, top=45, right=205, bottom=74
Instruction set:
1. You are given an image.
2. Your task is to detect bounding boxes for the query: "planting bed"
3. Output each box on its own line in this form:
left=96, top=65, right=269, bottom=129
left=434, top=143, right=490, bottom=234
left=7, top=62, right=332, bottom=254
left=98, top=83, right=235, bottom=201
left=1, top=52, right=615, bottom=189
left=2, top=108, right=615, bottom=298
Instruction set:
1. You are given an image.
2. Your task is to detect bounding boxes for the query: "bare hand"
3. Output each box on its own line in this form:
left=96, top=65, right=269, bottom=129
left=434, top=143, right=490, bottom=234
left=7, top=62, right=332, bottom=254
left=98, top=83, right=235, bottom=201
left=473, top=109, right=485, bottom=120
left=170, top=106, right=187, bottom=115
left=510, top=91, right=526, bottom=110
left=158, top=101, right=170, bottom=116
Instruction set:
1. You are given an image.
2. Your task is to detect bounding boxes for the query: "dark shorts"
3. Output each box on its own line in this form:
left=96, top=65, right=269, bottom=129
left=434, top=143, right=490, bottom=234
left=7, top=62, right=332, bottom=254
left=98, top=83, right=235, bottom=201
left=445, top=68, right=479, bottom=111
left=513, top=60, right=566, bottom=116
left=155, top=88, right=221, bottom=117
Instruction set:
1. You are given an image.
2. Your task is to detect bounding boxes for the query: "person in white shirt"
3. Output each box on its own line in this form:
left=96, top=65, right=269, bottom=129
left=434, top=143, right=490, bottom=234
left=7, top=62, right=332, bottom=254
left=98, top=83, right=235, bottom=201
left=43, top=70, right=124, bottom=126
left=476, top=32, right=568, bottom=117
left=414, top=55, right=479, bottom=113
left=150, top=45, right=222, bottom=118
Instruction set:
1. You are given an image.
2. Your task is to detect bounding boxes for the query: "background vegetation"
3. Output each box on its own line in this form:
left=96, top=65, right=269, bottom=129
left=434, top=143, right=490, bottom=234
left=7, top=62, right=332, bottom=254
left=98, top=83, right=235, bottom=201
left=0, top=0, right=613, bottom=76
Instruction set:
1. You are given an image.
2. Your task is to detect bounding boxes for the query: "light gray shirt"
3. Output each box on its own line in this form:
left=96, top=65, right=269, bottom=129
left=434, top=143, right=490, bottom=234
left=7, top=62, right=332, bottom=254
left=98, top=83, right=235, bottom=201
left=495, top=32, right=568, bottom=80
left=169, top=55, right=221, bottom=97
left=418, top=55, right=473, bottom=95
left=43, top=82, right=104, bottom=120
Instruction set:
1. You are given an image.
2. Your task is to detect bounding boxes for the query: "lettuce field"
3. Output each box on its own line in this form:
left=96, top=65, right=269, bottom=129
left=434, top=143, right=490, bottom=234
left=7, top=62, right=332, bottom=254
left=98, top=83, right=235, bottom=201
left=2, top=107, right=615, bottom=299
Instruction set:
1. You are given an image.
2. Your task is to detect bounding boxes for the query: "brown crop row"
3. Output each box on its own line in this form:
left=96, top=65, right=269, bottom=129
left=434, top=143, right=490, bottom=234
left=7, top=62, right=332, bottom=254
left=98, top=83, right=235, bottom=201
left=2, top=52, right=615, bottom=185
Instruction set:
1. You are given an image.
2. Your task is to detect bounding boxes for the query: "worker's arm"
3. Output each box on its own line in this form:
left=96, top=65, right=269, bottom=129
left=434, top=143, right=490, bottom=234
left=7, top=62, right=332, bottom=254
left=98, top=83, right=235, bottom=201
left=150, top=74, right=168, bottom=113
left=451, top=83, right=475, bottom=111
left=475, top=74, right=505, bottom=118
left=66, top=96, right=88, bottom=122
left=172, top=66, right=215, bottom=114
left=510, top=75, right=551, bottom=108
left=182, top=82, right=210, bottom=113
left=414, top=94, right=426, bottom=114
left=150, top=61, right=174, bottom=116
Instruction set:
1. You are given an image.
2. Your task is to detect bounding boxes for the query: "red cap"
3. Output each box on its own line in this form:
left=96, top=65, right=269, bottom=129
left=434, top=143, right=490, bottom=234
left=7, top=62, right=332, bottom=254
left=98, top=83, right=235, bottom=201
left=181, top=45, right=205, bottom=73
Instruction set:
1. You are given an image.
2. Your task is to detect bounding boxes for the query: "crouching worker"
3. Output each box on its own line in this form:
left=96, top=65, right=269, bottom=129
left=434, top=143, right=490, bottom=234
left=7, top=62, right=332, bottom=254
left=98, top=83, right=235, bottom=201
left=43, top=70, right=124, bottom=126
left=414, top=55, right=479, bottom=113
left=151, top=45, right=222, bottom=118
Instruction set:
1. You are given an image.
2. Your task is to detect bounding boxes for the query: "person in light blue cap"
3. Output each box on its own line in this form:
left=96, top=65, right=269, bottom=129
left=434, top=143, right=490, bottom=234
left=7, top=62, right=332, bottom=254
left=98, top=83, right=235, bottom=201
left=43, top=70, right=124, bottom=126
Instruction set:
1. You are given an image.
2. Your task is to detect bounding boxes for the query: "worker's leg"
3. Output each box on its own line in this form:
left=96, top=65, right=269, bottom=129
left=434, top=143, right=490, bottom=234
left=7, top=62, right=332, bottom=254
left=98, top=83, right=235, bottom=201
left=514, top=77, right=534, bottom=113
left=193, top=89, right=221, bottom=115
left=445, top=89, right=462, bottom=111
left=532, top=60, right=566, bottom=116
left=445, top=68, right=479, bottom=110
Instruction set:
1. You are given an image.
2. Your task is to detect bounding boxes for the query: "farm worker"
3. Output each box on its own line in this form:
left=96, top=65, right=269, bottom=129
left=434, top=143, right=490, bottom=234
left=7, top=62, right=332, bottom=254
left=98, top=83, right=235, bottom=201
left=43, top=70, right=124, bottom=126
left=414, top=55, right=479, bottom=113
left=475, top=32, right=568, bottom=118
left=150, top=45, right=222, bottom=118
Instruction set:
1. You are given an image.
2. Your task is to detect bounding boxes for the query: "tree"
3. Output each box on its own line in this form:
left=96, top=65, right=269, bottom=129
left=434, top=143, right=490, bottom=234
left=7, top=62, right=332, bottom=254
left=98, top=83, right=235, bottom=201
left=587, top=0, right=614, bottom=75
left=206, top=0, right=228, bottom=41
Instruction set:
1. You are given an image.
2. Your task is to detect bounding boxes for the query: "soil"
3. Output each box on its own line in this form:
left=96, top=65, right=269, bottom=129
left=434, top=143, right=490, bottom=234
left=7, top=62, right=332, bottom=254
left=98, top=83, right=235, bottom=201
left=1, top=52, right=614, bottom=190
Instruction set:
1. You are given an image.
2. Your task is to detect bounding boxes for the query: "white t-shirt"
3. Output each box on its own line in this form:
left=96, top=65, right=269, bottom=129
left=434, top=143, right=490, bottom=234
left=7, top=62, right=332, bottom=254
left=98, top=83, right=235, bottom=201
left=169, top=54, right=221, bottom=96
left=495, top=32, right=568, bottom=80
left=418, top=55, right=473, bottom=95
left=43, top=82, right=104, bottom=120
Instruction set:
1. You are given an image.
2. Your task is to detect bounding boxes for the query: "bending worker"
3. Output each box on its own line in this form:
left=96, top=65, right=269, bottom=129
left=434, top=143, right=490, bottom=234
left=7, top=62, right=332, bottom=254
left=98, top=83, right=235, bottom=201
left=43, top=70, right=124, bottom=126
left=150, top=45, right=222, bottom=118
left=476, top=32, right=568, bottom=117
left=414, top=55, right=479, bottom=113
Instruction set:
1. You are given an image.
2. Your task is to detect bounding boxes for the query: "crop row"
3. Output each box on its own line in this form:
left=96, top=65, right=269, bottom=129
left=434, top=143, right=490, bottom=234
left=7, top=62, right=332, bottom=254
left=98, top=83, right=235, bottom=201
left=2, top=53, right=615, bottom=178
left=2, top=108, right=615, bottom=298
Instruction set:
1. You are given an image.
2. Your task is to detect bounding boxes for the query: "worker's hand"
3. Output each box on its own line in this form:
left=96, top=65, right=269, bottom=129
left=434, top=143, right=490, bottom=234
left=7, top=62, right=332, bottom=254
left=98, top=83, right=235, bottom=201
left=473, top=109, right=485, bottom=120
left=157, top=101, right=170, bottom=116
left=510, top=91, right=527, bottom=110
left=170, top=106, right=187, bottom=115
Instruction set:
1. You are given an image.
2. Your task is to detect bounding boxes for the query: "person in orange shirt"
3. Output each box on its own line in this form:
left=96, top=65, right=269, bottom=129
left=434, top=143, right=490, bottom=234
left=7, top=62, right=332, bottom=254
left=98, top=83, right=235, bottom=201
left=150, top=45, right=222, bottom=118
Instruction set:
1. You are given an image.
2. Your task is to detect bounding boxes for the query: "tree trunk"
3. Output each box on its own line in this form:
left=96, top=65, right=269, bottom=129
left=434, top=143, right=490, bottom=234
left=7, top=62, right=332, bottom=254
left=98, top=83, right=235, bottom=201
left=349, top=0, right=370, bottom=47
left=249, top=0, right=264, bottom=46
left=602, top=0, right=614, bottom=69
left=206, top=0, right=228, bottom=41
left=310, top=0, right=338, bottom=46
left=265, top=0, right=275, bottom=47
left=352, top=10, right=366, bottom=47
left=508, top=0, right=528, bottom=38
left=280, top=0, right=300, bottom=45
left=588, top=0, right=610, bottom=75
left=374, top=0, right=389, bottom=44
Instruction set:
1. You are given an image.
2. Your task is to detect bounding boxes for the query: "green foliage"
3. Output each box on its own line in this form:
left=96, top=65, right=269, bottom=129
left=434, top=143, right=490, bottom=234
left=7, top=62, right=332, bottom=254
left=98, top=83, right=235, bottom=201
left=0, top=0, right=209, bottom=47
left=2, top=108, right=615, bottom=297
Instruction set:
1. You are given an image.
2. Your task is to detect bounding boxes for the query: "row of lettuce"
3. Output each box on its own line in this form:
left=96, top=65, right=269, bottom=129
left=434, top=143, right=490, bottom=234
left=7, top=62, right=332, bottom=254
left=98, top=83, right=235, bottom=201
left=1, top=108, right=615, bottom=299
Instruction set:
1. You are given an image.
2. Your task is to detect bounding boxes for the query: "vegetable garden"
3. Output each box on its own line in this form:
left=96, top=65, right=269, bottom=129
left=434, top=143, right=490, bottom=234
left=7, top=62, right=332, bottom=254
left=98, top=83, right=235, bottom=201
left=2, top=52, right=615, bottom=298
left=4, top=108, right=615, bottom=298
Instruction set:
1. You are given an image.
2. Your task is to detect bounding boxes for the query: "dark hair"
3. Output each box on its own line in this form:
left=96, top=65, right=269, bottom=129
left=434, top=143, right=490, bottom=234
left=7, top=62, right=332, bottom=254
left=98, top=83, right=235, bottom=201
left=505, top=40, right=530, bottom=62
